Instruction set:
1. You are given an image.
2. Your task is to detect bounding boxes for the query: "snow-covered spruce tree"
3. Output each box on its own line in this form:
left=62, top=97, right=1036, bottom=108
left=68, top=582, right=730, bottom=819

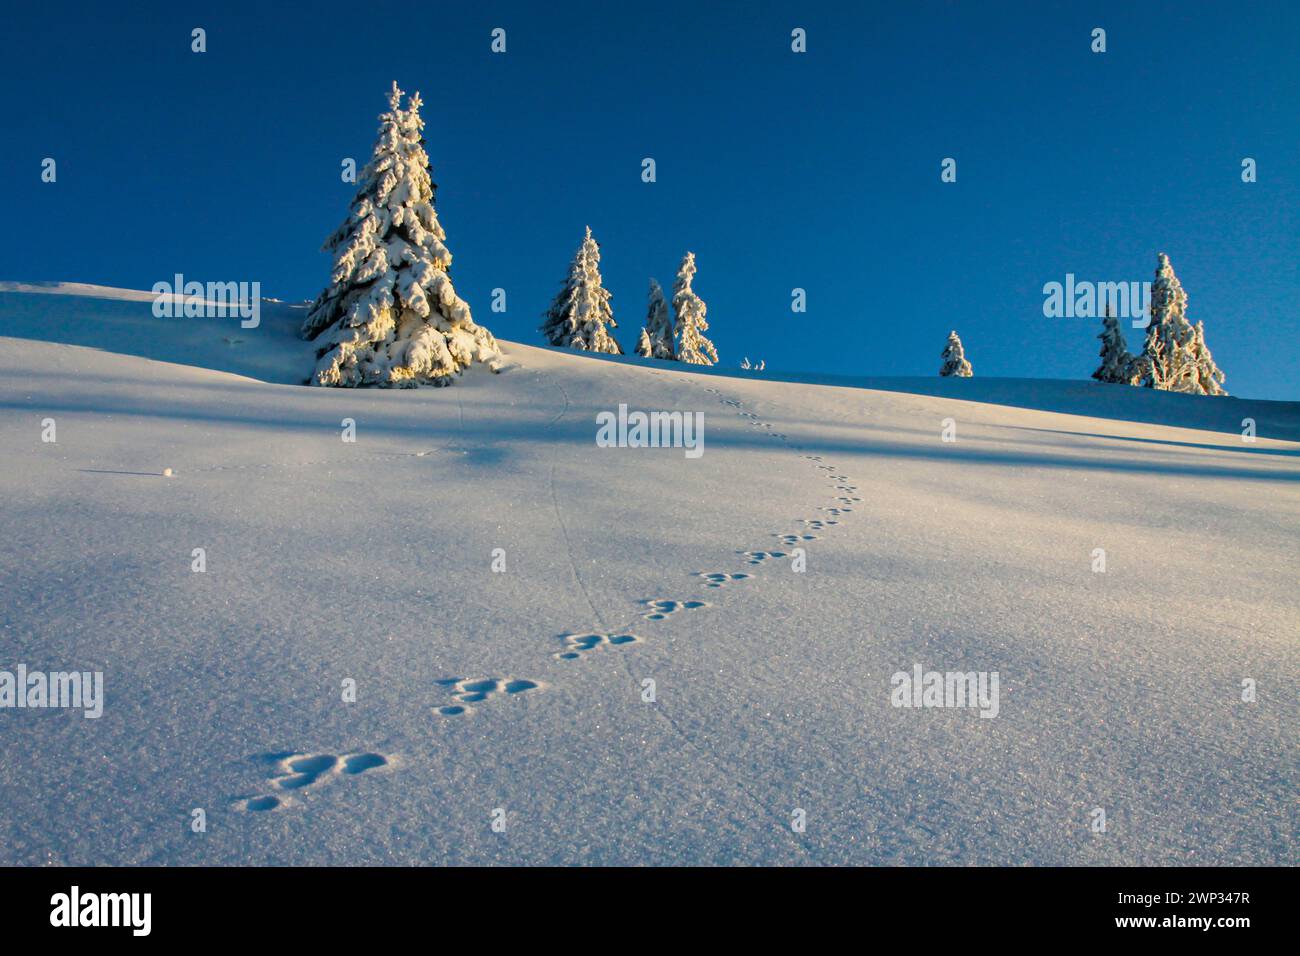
left=540, top=227, right=621, bottom=353
left=672, top=252, right=718, bottom=366
left=1092, top=305, right=1136, bottom=384
left=302, top=83, right=500, bottom=387
left=939, top=330, right=973, bottom=377
left=1135, top=253, right=1199, bottom=393
left=1191, top=320, right=1228, bottom=396
left=636, top=278, right=675, bottom=360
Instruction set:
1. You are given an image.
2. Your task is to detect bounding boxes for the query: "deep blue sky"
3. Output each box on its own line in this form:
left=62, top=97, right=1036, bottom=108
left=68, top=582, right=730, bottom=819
left=3, top=1, right=1296, bottom=398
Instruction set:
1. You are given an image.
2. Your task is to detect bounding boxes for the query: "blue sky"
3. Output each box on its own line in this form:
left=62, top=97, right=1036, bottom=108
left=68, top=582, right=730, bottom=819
left=2, top=1, right=1296, bottom=398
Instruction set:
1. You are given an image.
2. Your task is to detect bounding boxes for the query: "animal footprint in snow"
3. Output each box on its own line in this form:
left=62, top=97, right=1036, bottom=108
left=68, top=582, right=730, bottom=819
left=273, top=753, right=341, bottom=791
left=740, top=549, right=788, bottom=565
left=696, top=571, right=753, bottom=589
left=434, top=677, right=542, bottom=716
left=237, top=751, right=391, bottom=811
left=799, top=518, right=839, bottom=530
left=836, top=495, right=863, bottom=504
left=821, top=507, right=852, bottom=515
left=803, top=455, right=823, bottom=462
left=776, top=533, right=816, bottom=546
left=556, top=632, right=641, bottom=660
left=641, top=598, right=708, bottom=621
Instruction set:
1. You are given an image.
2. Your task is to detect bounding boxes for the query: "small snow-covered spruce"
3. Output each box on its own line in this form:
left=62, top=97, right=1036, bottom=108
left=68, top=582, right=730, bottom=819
left=1092, top=305, right=1136, bottom=384
left=1191, top=320, right=1228, bottom=396
left=1134, top=252, right=1204, bottom=393
left=635, top=327, right=654, bottom=358
left=540, top=226, right=621, bottom=354
left=672, top=252, right=718, bottom=366
left=635, top=278, right=675, bottom=360
left=302, top=83, right=500, bottom=387
left=740, top=357, right=765, bottom=371
left=939, top=330, right=973, bottom=377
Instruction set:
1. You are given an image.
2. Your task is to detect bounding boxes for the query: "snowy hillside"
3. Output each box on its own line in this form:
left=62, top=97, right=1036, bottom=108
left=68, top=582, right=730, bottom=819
left=0, top=285, right=1296, bottom=865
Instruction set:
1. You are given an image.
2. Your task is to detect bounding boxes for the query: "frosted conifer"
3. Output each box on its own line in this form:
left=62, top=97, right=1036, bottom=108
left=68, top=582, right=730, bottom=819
left=1092, top=306, right=1136, bottom=384
left=1136, top=253, right=1198, bottom=393
left=302, top=83, right=500, bottom=387
left=672, top=252, right=718, bottom=366
left=939, top=330, right=973, bottom=377
left=540, top=227, right=621, bottom=353
left=1191, top=320, right=1228, bottom=396
left=636, top=278, right=674, bottom=360
left=635, top=327, right=654, bottom=358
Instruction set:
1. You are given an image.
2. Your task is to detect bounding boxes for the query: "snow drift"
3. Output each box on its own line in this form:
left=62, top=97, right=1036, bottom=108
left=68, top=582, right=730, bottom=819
left=0, top=284, right=1295, bottom=866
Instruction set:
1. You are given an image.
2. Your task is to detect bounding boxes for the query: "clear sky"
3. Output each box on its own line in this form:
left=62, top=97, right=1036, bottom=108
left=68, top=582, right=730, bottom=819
left=2, top=1, right=1296, bottom=398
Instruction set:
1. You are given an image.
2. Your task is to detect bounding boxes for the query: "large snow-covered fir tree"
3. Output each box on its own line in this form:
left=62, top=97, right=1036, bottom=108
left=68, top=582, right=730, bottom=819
left=302, top=83, right=500, bottom=387
left=672, top=252, right=718, bottom=366
left=635, top=278, right=675, bottom=359
left=540, top=227, right=621, bottom=353
left=939, top=330, right=973, bottom=377
left=1133, top=253, right=1204, bottom=393
left=1092, top=305, right=1137, bottom=384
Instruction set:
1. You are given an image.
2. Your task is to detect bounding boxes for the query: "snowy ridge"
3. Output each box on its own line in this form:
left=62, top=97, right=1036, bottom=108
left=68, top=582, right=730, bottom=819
left=0, top=284, right=1296, bottom=865
left=3, top=281, right=1295, bottom=438
left=0, top=280, right=299, bottom=309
